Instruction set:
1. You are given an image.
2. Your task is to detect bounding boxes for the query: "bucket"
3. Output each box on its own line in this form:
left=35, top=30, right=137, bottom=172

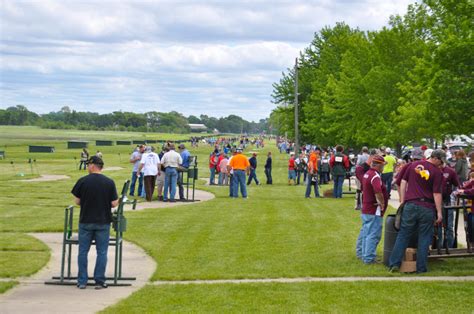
left=383, top=214, right=418, bottom=266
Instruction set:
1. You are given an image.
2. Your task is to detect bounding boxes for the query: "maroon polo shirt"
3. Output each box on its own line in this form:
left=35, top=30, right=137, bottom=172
left=395, top=162, right=411, bottom=187
left=441, top=166, right=460, bottom=198
left=356, top=163, right=371, bottom=190
left=362, top=168, right=387, bottom=215
left=402, top=160, right=443, bottom=210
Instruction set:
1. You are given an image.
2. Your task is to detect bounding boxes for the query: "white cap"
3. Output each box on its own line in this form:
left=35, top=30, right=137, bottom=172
left=385, top=147, right=391, bottom=154
left=424, top=148, right=433, bottom=159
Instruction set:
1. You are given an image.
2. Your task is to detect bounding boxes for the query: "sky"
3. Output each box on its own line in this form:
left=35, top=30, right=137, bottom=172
left=0, top=0, right=414, bottom=121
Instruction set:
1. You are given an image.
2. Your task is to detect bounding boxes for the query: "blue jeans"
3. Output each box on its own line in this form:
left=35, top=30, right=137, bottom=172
left=360, top=214, right=383, bottom=263
left=288, top=170, right=296, bottom=180
left=437, top=206, right=455, bottom=248
left=209, top=167, right=216, bottom=185
left=264, top=168, right=272, bottom=184
left=78, top=223, right=110, bottom=286
left=129, top=171, right=144, bottom=196
left=305, top=175, right=320, bottom=197
left=389, top=202, right=435, bottom=273
left=164, top=167, right=178, bottom=201
left=247, top=168, right=259, bottom=185
left=229, top=174, right=235, bottom=197
left=356, top=226, right=363, bottom=259
left=333, top=175, right=344, bottom=198
left=232, top=170, right=247, bottom=198
left=382, top=172, right=393, bottom=198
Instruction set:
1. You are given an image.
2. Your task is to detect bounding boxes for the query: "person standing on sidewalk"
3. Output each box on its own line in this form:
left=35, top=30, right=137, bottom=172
left=138, top=146, right=160, bottom=202
left=161, top=144, right=183, bottom=202
left=177, top=144, right=191, bottom=201
left=389, top=149, right=445, bottom=273
left=129, top=145, right=145, bottom=196
left=264, top=151, right=273, bottom=184
left=358, top=155, right=388, bottom=264
left=71, top=156, right=118, bottom=289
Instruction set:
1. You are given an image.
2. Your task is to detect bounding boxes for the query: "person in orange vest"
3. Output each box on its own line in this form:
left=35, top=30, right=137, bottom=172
left=305, top=149, right=321, bottom=198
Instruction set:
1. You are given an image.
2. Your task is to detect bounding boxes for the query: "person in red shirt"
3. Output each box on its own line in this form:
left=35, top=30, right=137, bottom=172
left=209, top=151, right=218, bottom=185
left=389, top=149, right=445, bottom=273
left=358, top=155, right=388, bottom=264
left=288, top=152, right=296, bottom=185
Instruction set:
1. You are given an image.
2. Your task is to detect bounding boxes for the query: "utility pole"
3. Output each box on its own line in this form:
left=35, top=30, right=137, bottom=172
left=294, top=57, right=299, bottom=155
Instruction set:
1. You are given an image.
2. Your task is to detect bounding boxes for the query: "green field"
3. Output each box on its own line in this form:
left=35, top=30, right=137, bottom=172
left=0, top=126, right=473, bottom=310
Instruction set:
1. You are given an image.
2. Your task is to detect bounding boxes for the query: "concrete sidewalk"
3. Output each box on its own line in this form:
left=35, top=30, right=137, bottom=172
left=125, top=188, right=215, bottom=211
left=0, top=233, right=156, bottom=314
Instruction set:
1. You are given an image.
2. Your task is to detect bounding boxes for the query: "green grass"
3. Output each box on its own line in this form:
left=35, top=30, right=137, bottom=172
left=102, top=281, right=474, bottom=313
left=0, top=233, right=50, bottom=277
left=0, top=281, right=18, bottom=294
left=0, top=126, right=473, bottom=311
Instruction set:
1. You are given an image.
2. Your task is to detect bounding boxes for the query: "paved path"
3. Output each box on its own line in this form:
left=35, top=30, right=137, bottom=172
left=0, top=190, right=216, bottom=313
left=0, top=233, right=156, bottom=314
left=151, top=275, right=474, bottom=286
left=124, top=189, right=215, bottom=211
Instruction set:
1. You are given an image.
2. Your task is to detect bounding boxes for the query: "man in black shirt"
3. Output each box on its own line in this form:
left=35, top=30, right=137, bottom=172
left=264, top=152, right=272, bottom=184
left=247, top=152, right=260, bottom=185
left=71, top=156, right=118, bottom=289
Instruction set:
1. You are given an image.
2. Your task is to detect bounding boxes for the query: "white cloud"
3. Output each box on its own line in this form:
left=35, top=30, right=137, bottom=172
left=0, top=0, right=415, bottom=120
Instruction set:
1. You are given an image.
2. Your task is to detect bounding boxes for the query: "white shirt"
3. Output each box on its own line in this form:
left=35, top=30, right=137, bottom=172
left=140, top=152, right=160, bottom=176
left=161, top=150, right=183, bottom=168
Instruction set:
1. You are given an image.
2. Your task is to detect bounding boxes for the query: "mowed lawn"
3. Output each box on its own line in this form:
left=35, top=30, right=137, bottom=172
left=0, top=126, right=473, bottom=310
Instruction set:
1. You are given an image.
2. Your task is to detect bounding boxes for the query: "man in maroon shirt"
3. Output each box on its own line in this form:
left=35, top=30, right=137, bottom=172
left=389, top=149, right=445, bottom=273
left=395, top=147, right=424, bottom=200
left=358, top=155, right=388, bottom=264
left=355, top=149, right=378, bottom=258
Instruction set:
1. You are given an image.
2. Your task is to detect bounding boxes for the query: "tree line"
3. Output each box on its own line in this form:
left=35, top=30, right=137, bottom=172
left=0, top=105, right=270, bottom=134
left=270, top=0, right=473, bottom=153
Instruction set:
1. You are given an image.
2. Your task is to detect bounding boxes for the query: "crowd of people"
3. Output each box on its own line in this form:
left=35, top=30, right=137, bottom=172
left=128, top=142, right=191, bottom=202
left=279, top=138, right=474, bottom=273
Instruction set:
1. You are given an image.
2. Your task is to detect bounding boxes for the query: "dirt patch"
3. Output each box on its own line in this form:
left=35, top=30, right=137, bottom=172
left=21, top=175, right=70, bottom=182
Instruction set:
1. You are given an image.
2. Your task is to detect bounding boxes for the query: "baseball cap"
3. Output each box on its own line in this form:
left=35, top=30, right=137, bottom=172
left=178, top=144, right=185, bottom=149
left=86, top=156, right=104, bottom=167
left=369, top=148, right=379, bottom=156
left=411, top=147, right=424, bottom=160
left=372, top=155, right=387, bottom=165
left=385, top=147, right=392, bottom=154
left=431, top=149, right=447, bottom=164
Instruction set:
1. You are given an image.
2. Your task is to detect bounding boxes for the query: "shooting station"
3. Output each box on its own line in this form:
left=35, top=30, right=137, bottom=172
left=28, top=145, right=55, bottom=153
left=67, top=141, right=88, bottom=149
left=146, top=140, right=157, bottom=144
left=117, top=140, right=132, bottom=145
left=45, top=180, right=137, bottom=287
left=429, top=196, right=474, bottom=258
left=96, top=140, right=114, bottom=146
left=0, top=150, right=5, bottom=159
left=180, top=155, right=199, bottom=202
left=383, top=196, right=474, bottom=272
left=132, top=140, right=146, bottom=144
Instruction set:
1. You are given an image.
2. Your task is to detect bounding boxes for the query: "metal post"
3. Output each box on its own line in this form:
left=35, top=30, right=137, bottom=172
left=294, top=57, right=299, bottom=155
